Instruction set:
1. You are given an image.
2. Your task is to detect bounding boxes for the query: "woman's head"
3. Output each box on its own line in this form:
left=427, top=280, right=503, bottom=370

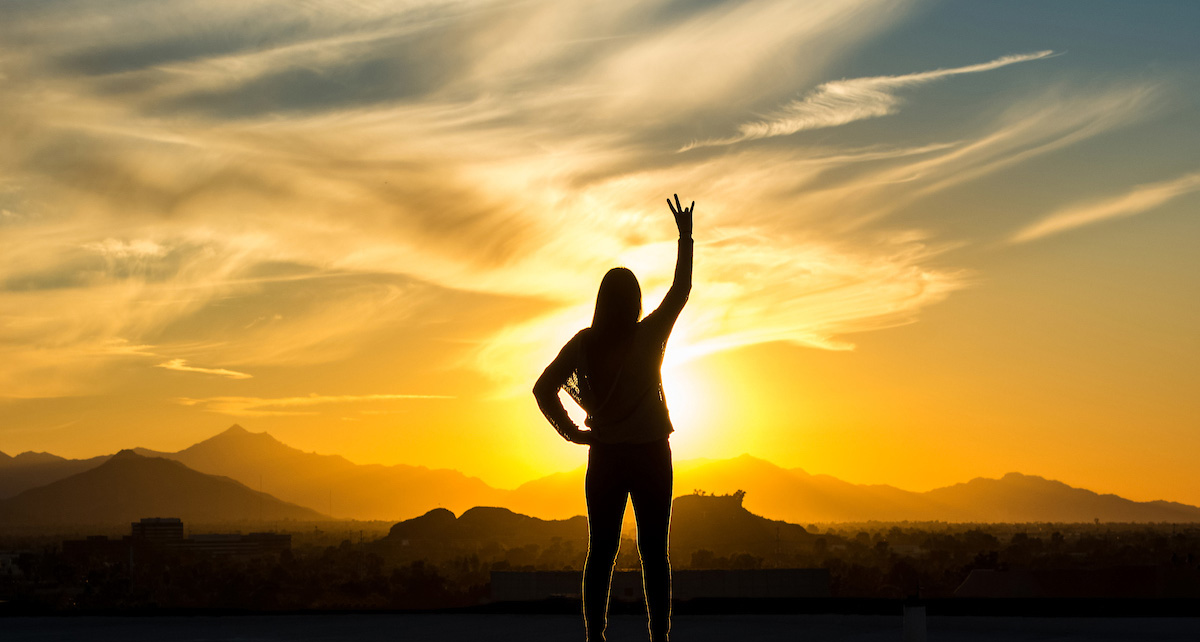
left=592, top=267, right=641, bottom=335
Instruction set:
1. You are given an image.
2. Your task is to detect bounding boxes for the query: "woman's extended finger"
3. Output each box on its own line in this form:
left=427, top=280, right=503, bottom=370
left=667, top=198, right=677, bottom=214
left=674, top=194, right=682, bottom=213
left=689, top=200, right=694, bottom=213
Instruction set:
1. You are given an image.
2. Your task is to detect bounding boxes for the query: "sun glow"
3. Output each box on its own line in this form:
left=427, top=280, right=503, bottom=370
left=661, top=356, right=721, bottom=459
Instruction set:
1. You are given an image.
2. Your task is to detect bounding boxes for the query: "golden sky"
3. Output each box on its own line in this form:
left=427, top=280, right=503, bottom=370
left=2, top=1, right=1197, bottom=504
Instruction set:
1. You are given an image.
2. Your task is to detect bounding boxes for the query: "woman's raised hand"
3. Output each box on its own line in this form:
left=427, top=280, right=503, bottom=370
left=667, top=194, right=693, bottom=238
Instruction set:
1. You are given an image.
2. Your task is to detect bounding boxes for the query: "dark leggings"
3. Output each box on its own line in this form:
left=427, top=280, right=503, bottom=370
left=584, top=439, right=672, bottom=642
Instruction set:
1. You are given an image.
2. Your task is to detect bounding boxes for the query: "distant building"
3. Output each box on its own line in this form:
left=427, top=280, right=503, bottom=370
left=186, top=532, right=291, bottom=557
left=491, top=569, right=830, bottom=602
left=0, top=551, right=27, bottom=578
left=62, top=518, right=291, bottom=564
left=130, top=517, right=184, bottom=542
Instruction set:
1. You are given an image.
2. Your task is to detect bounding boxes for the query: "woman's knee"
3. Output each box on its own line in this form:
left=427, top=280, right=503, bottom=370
left=637, top=540, right=669, bottom=564
left=587, top=534, right=622, bottom=562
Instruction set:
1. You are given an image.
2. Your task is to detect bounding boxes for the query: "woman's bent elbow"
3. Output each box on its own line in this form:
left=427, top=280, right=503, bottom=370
left=532, top=378, right=556, bottom=399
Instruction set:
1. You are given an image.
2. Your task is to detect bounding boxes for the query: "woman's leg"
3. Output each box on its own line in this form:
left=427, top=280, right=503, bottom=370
left=584, top=446, right=628, bottom=642
left=630, top=440, right=673, bottom=642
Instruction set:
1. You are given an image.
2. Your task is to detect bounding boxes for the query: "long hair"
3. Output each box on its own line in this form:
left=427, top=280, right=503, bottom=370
left=591, top=267, right=641, bottom=340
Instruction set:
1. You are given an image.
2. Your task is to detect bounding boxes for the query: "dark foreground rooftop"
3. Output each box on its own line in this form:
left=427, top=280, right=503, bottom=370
left=5, top=613, right=1200, bottom=642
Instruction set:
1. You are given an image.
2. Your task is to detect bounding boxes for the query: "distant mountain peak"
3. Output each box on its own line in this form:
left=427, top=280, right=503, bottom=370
left=217, top=424, right=270, bottom=439
left=204, top=424, right=283, bottom=447
left=111, top=449, right=141, bottom=459
left=461, top=506, right=520, bottom=520
left=706, top=453, right=781, bottom=471
left=9, top=451, right=68, bottom=466
left=991, top=472, right=1064, bottom=487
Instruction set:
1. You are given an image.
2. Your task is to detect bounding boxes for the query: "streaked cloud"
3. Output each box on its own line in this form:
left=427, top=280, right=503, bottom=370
left=83, top=239, right=168, bottom=259
left=0, top=0, right=1185, bottom=409
left=178, top=393, right=453, bottom=417
left=0, top=0, right=937, bottom=399
left=820, top=83, right=1163, bottom=227
left=685, top=50, right=1055, bottom=150
left=1012, top=171, right=1200, bottom=243
left=92, top=339, right=159, bottom=357
left=155, top=358, right=252, bottom=380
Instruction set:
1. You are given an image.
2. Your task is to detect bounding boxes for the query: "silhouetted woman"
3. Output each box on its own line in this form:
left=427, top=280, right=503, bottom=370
left=534, top=195, right=693, bottom=642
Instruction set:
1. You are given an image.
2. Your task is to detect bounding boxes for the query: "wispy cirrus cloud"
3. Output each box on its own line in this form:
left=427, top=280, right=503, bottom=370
left=177, top=393, right=453, bottom=417
left=155, top=358, right=252, bottom=379
left=0, top=0, right=1173, bottom=409
left=1012, top=170, right=1200, bottom=243
left=0, top=0, right=928, bottom=398
left=684, top=50, right=1055, bottom=150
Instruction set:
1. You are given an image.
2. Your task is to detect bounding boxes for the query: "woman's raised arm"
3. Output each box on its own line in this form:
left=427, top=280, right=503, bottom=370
left=655, top=194, right=694, bottom=323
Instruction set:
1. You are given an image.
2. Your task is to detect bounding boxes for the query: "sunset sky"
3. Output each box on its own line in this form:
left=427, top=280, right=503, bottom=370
left=2, top=1, right=1197, bottom=505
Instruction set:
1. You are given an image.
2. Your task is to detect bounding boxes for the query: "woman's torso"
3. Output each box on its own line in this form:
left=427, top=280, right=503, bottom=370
left=577, top=316, right=674, bottom=444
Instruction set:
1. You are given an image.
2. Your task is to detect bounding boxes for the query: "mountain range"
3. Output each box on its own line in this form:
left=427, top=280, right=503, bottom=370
left=505, top=454, right=1200, bottom=524
left=0, top=449, right=321, bottom=525
left=3, top=424, right=1200, bottom=524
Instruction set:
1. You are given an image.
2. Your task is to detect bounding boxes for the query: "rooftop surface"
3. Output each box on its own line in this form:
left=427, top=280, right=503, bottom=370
left=5, top=613, right=1200, bottom=642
